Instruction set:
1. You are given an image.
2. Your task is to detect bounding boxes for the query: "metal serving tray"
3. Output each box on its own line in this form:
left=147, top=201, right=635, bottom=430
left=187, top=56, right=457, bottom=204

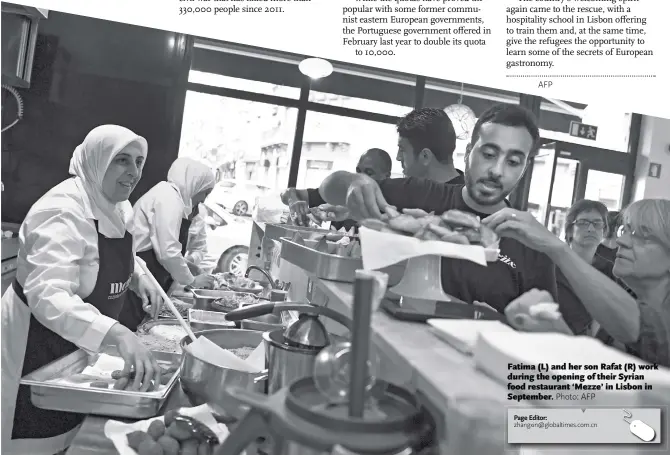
left=188, top=308, right=236, bottom=331
left=20, top=348, right=181, bottom=419
left=262, top=223, right=356, bottom=268
left=280, top=237, right=359, bottom=282
left=280, top=237, right=405, bottom=283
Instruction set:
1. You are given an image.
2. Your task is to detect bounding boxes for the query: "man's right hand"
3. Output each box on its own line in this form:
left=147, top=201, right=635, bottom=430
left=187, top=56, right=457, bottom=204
left=289, top=200, right=310, bottom=226
left=192, top=273, right=216, bottom=289
left=345, top=174, right=390, bottom=220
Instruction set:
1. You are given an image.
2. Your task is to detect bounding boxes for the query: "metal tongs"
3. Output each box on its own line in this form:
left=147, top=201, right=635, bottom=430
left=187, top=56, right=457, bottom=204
left=174, top=414, right=221, bottom=445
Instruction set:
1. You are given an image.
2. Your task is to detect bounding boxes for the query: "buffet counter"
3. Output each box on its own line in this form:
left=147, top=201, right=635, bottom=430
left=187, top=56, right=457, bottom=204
left=65, top=277, right=521, bottom=455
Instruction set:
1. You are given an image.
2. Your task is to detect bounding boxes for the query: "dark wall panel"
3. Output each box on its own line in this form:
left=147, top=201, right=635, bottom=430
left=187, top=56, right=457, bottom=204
left=1, top=11, right=191, bottom=223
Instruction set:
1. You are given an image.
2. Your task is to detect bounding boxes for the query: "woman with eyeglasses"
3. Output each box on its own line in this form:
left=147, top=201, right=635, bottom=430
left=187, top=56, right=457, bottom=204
left=554, top=200, right=615, bottom=336
left=483, top=198, right=670, bottom=367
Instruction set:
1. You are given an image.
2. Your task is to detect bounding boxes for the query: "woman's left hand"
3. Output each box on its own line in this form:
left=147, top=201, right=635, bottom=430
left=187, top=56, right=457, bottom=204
left=137, top=275, right=163, bottom=319
left=482, top=208, right=563, bottom=255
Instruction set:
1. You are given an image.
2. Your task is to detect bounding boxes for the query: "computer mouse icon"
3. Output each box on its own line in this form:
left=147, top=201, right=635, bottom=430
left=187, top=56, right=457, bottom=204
left=629, top=420, right=656, bottom=442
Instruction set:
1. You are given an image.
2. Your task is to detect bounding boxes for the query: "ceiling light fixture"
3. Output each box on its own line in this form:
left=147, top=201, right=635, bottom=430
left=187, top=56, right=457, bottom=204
left=299, top=57, right=333, bottom=79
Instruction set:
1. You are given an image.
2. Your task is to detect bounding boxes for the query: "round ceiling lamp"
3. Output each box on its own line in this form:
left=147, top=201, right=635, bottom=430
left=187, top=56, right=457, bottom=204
left=444, top=82, right=477, bottom=140
left=444, top=104, right=476, bottom=141
left=299, top=58, right=333, bottom=79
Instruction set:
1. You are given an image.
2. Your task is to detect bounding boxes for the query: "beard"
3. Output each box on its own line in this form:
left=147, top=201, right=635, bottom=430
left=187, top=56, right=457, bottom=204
left=464, top=161, right=511, bottom=206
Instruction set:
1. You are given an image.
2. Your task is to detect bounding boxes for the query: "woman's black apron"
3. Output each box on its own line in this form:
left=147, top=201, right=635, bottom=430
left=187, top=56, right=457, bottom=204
left=118, top=217, right=192, bottom=331
left=11, top=221, right=134, bottom=441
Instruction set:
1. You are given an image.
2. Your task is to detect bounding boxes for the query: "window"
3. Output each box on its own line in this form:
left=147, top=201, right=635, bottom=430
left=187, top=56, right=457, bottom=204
left=179, top=90, right=298, bottom=195
left=190, top=44, right=304, bottom=98
left=539, top=99, right=632, bottom=153
left=307, top=160, right=333, bottom=170
left=307, top=67, right=415, bottom=117
left=584, top=170, right=625, bottom=210
left=299, top=112, right=402, bottom=186
left=189, top=71, right=300, bottom=99
left=423, top=80, right=519, bottom=117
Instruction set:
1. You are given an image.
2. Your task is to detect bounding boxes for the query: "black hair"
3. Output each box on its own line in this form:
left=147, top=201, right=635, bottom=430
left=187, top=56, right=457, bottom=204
left=396, top=108, right=457, bottom=164
left=605, top=210, right=621, bottom=238
left=361, top=148, right=392, bottom=173
left=470, top=104, right=541, bottom=156
left=565, top=199, right=609, bottom=243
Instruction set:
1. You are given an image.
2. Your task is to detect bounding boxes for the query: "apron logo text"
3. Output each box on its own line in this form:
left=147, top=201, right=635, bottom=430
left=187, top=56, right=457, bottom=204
left=109, top=275, right=132, bottom=299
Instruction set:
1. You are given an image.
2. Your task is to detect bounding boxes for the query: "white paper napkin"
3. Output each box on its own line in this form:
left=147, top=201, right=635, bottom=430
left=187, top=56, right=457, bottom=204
left=104, top=404, right=228, bottom=455
left=358, top=226, right=488, bottom=271
left=244, top=342, right=266, bottom=371
left=81, top=353, right=125, bottom=378
left=427, top=319, right=514, bottom=354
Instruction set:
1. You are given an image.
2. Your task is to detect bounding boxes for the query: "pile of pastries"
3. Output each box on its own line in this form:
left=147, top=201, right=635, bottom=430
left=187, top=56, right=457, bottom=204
left=362, top=208, right=499, bottom=247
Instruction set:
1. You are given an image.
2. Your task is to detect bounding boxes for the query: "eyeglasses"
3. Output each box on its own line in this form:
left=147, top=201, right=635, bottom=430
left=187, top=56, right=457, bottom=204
left=617, top=224, right=653, bottom=244
left=573, top=220, right=605, bottom=230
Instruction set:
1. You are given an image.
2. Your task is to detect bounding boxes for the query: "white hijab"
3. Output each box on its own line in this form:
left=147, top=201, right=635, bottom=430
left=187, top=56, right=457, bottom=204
left=167, top=158, right=216, bottom=218
left=69, top=125, right=148, bottom=238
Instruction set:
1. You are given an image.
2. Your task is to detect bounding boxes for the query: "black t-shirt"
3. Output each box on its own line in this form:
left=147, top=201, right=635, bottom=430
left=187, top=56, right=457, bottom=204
left=447, top=169, right=465, bottom=184
left=377, top=178, right=558, bottom=313
left=596, top=244, right=617, bottom=264
left=556, top=254, right=615, bottom=335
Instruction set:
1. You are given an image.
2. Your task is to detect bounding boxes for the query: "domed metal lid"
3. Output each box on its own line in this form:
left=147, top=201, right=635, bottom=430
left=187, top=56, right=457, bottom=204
left=283, top=314, right=329, bottom=349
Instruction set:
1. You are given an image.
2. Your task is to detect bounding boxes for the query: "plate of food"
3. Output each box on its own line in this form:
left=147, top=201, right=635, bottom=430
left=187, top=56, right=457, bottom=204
left=210, top=293, right=260, bottom=312
left=212, top=272, right=235, bottom=290
left=104, top=405, right=229, bottom=455
left=157, top=298, right=192, bottom=320
left=225, top=276, right=263, bottom=294
left=361, top=207, right=500, bottom=262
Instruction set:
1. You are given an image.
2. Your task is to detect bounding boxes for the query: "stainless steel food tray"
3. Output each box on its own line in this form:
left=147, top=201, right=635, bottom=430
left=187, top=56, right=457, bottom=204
left=188, top=308, right=236, bottom=331
left=20, top=348, right=181, bottom=419
left=280, top=237, right=405, bottom=283
left=262, top=224, right=357, bottom=268
left=280, top=237, right=359, bottom=282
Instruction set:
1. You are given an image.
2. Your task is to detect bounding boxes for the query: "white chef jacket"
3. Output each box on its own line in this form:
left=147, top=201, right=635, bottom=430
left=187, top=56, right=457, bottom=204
left=185, top=205, right=208, bottom=266
left=131, top=181, right=195, bottom=286
left=1, top=178, right=146, bottom=455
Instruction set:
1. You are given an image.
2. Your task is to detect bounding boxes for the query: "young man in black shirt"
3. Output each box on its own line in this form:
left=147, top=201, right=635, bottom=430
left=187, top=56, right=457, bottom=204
left=319, top=104, right=560, bottom=316
left=396, top=108, right=465, bottom=184
left=280, top=148, right=392, bottom=230
left=282, top=108, right=464, bottom=231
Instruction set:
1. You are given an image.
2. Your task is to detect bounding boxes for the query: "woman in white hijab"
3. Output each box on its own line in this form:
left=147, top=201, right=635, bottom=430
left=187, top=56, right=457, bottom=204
left=1, top=125, right=163, bottom=455
left=119, top=157, right=217, bottom=330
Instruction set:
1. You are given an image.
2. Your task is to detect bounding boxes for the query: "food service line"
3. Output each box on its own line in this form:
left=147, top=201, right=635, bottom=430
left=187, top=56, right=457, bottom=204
left=63, top=277, right=529, bottom=455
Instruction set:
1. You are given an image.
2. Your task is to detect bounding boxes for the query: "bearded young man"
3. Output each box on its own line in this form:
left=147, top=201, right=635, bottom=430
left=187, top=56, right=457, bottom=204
left=318, top=103, right=561, bottom=315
